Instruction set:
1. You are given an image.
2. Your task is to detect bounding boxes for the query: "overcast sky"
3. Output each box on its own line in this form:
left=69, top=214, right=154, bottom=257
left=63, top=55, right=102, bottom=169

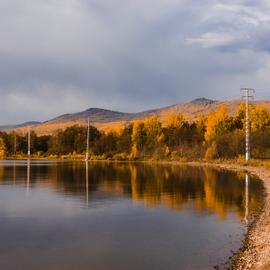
left=1, top=0, right=270, bottom=124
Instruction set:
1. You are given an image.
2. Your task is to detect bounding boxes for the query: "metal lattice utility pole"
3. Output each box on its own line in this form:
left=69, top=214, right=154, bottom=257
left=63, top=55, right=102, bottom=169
left=241, top=88, right=255, bottom=161
left=28, top=126, right=31, bottom=157
left=85, top=118, right=90, bottom=161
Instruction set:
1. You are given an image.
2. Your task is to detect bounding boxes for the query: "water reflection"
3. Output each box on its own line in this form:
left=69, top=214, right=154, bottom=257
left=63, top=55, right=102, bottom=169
left=26, top=159, right=30, bottom=192
left=245, top=174, right=249, bottom=226
left=0, top=161, right=263, bottom=222
left=85, top=161, right=89, bottom=207
left=13, top=160, right=16, bottom=185
left=0, top=161, right=264, bottom=270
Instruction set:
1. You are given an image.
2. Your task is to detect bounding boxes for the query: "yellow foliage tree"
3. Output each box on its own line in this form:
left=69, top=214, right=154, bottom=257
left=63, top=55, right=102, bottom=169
left=250, top=105, right=270, bottom=132
left=234, top=103, right=270, bottom=132
left=195, top=113, right=206, bottom=141
left=165, top=113, right=190, bottom=147
left=166, top=114, right=186, bottom=129
left=205, top=106, right=233, bottom=142
left=0, top=137, right=6, bottom=158
left=144, top=116, right=162, bottom=150
left=196, top=113, right=206, bottom=130
left=131, top=120, right=146, bottom=157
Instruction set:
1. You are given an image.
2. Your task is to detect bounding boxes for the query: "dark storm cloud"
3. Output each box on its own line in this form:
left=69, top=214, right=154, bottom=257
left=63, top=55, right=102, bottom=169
left=1, top=0, right=270, bottom=124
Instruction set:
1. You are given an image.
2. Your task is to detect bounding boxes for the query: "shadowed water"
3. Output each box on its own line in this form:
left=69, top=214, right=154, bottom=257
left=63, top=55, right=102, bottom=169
left=0, top=160, right=264, bottom=270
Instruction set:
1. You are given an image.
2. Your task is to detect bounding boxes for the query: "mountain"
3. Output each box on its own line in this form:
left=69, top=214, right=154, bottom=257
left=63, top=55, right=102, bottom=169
left=0, top=121, right=41, bottom=132
left=3, top=98, right=270, bottom=135
left=48, top=108, right=133, bottom=123
left=189, top=98, right=216, bottom=105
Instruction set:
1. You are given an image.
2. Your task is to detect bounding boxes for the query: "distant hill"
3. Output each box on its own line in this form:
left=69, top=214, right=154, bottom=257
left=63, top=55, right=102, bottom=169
left=189, top=98, right=216, bottom=105
left=0, top=121, right=41, bottom=132
left=48, top=108, right=133, bottom=123
left=3, top=98, right=270, bottom=135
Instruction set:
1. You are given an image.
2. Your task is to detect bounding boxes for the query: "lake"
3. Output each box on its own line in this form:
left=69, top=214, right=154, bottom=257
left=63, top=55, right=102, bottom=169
left=0, top=160, right=264, bottom=270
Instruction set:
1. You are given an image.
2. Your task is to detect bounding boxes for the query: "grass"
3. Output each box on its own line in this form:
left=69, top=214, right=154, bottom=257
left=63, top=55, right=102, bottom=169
left=3, top=153, right=270, bottom=171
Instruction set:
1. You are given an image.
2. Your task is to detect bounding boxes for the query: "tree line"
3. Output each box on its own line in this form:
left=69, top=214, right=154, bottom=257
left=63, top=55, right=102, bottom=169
left=0, top=103, right=270, bottom=160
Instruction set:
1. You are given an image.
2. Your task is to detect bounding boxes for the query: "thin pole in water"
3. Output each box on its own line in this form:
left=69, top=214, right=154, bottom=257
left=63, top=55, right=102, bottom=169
left=241, top=88, right=255, bottom=161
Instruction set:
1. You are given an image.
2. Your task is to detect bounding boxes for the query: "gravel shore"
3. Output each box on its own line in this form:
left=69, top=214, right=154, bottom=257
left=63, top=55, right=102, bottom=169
left=190, top=162, right=270, bottom=270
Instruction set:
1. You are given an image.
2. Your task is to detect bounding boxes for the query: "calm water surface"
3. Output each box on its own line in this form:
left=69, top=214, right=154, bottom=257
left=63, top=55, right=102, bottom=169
left=0, top=161, right=264, bottom=270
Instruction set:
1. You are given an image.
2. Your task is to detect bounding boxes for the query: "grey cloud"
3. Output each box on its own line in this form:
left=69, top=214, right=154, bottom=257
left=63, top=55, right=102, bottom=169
left=0, top=0, right=270, bottom=124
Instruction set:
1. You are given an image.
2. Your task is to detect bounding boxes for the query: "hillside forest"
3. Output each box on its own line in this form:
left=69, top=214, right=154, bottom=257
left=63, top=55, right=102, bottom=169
left=0, top=103, right=270, bottom=160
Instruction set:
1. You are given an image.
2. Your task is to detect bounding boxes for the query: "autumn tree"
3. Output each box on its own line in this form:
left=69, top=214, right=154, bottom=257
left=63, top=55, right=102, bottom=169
left=49, top=125, right=100, bottom=155
left=131, top=120, right=147, bottom=157
left=249, top=106, right=270, bottom=158
left=144, top=116, right=163, bottom=153
left=117, top=124, right=133, bottom=153
left=0, top=132, right=13, bottom=154
left=164, top=114, right=190, bottom=147
left=0, top=137, right=6, bottom=158
left=205, top=106, right=236, bottom=142
left=250, top=106, right=270, bottom=132
left=194, top=113, right=206, bottom=143
left=204, top=106, right=237, bottom=159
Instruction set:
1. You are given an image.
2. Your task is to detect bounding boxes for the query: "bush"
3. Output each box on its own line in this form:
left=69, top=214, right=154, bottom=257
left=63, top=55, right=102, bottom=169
left=112, top=153, right=129, bottom=161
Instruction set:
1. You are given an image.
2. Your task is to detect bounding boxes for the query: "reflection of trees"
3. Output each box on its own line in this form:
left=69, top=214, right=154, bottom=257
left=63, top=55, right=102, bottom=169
left=198, top=168, right=263, bottom=220
left=130, top=165, right=206, bottom=209
left=0, top=165, right=3, bottom=179
left=0, top=162, right=263, bottom=220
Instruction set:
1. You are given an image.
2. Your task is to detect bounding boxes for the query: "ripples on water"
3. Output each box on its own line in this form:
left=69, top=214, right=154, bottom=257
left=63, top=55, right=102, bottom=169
left=0, top=160, right=264, bottom=270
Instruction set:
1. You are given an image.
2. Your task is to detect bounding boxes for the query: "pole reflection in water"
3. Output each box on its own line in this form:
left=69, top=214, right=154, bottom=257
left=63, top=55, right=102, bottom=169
left=245, top=173, right=249, bottom=227
left=86, top=161, right=89, bottom=207
left=13, top=160, right=16, bottom=185
left=27, top=159, right=30, bottom=192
